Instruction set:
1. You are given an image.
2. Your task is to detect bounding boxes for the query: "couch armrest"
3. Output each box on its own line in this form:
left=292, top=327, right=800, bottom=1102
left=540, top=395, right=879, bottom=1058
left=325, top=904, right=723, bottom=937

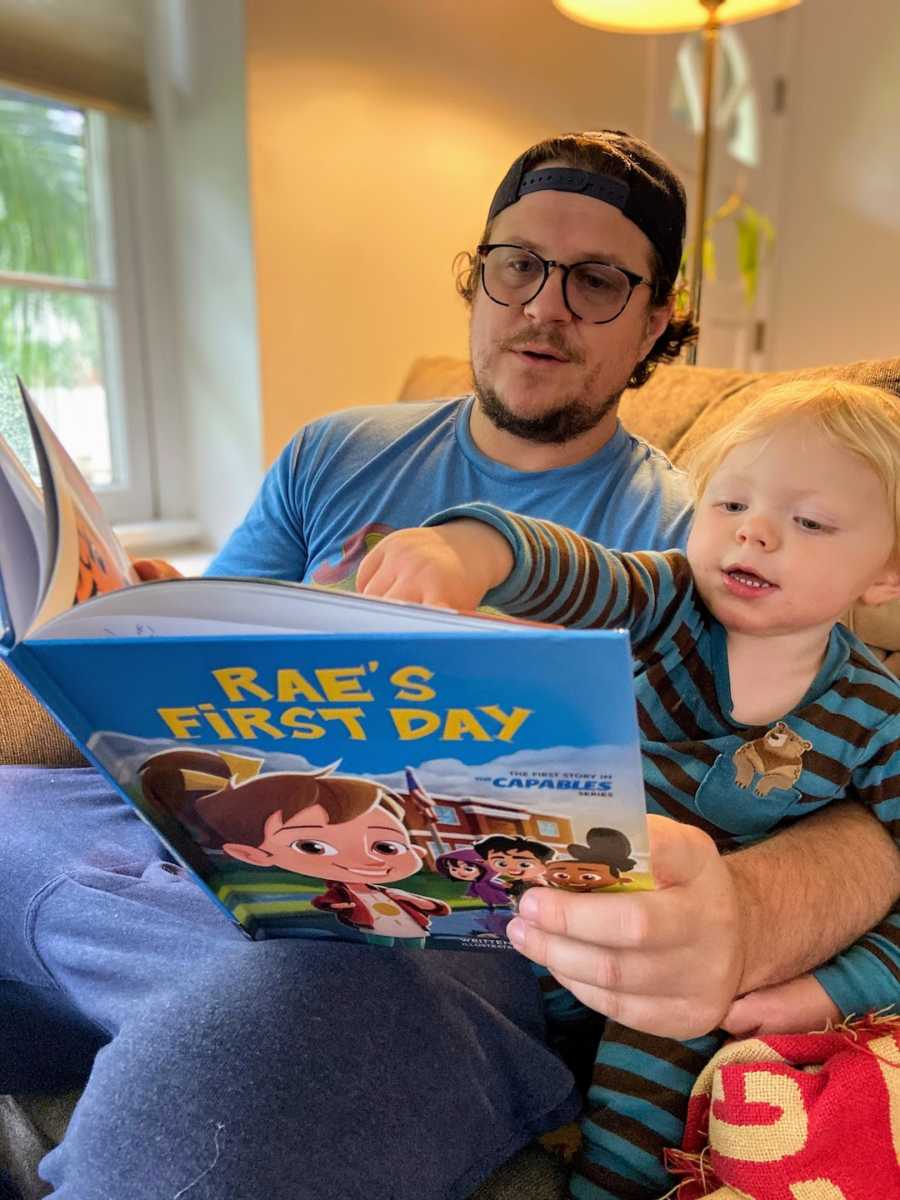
left=397, top=356, right=473, bottom=403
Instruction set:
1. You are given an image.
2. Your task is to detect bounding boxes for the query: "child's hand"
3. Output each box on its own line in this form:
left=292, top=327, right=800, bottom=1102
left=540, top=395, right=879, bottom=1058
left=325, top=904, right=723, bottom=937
left=721, top=974, right=841, bottom=1037
left=357, top=521, right=513, bottom=610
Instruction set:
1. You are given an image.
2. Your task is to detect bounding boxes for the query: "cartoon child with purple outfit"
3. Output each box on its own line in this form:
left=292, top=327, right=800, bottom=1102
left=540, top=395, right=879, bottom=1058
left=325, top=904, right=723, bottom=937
left=434, top=847, right=512, bottom=910
left=139, top=749, right=450, bottom=945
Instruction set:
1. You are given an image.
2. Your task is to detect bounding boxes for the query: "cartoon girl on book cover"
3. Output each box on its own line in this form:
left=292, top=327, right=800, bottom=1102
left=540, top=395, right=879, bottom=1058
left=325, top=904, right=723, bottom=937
left=139, top=750, right=450, bottom=943
left=434, top=847, right=512, bottom=910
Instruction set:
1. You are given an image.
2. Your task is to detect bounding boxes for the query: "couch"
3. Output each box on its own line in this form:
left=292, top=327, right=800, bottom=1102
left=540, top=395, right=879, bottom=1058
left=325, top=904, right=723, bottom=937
left=2, top=353, right=899, bottom=1199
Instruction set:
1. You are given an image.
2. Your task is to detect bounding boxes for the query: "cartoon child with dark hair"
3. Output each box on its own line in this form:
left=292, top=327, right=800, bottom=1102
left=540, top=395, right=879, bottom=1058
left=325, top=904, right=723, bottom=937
left=543, top=827, right=635, bottom=892
left=139, top=749, right=450, bottom=943
left=434, top=847, right=512, bottom=910
left=473, top=834, right=556, bottom=903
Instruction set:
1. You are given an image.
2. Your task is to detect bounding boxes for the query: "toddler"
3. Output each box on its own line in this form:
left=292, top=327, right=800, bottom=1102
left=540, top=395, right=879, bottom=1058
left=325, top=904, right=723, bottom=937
left=358, top=379, right=900, bottom=1199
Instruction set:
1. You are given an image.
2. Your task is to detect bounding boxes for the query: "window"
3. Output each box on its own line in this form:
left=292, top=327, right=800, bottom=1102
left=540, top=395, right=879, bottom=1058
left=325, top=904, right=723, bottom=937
left=0, top=87, right=156, bottom=521
left=537, top=819, right=560, bottom=839
left=433, top=805, right=461, bottom=827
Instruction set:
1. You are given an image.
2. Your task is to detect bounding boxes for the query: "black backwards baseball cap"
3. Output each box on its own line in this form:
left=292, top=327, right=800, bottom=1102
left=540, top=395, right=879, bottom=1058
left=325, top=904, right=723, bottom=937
left=486, top=131, right=687, bottom=291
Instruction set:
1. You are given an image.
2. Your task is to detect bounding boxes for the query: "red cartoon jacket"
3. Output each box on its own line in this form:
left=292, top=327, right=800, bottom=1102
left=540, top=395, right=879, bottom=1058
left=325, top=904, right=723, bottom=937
left=312, top=882, right=450, bottom=931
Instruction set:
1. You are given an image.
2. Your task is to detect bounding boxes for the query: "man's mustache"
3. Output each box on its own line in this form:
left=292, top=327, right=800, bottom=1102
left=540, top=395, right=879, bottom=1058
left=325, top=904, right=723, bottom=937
left=498, top=326, right=584, bottom=365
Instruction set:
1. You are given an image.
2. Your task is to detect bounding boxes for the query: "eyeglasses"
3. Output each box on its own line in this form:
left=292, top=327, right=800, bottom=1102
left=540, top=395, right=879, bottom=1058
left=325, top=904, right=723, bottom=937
left=477, top=243, right=651, bottom=324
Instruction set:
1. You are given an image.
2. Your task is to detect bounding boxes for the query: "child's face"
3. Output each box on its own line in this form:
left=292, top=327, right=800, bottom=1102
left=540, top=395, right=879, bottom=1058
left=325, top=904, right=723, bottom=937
left=486, top=849, right=547, bottom=880
left=687, top=418, right=898, bottom=638
left=544, top=860, right=620, bottom=890
left=448, top=860, right=480, bottom=880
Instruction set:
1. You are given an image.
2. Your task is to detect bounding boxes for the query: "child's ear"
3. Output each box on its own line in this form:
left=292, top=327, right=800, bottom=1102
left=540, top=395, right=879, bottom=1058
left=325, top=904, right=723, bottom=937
left=859, top=563, right=900, bottom=607
left=222, top=842, right=273, bottom=867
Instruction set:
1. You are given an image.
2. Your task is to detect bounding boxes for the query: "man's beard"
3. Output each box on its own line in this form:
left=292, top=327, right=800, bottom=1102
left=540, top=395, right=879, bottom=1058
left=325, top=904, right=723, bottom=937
left=471, top=323, right=627, bottom=445
left=473, top=376, right=622, bottom=445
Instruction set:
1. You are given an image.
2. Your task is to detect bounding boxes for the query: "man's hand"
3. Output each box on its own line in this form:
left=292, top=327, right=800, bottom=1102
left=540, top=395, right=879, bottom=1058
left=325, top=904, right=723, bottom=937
left=357, top=521, right=512, bottom=610
left=722, top=974, right=841, bottom=1037
left=506, top=815, right=746, bottom=1040
left=132, top=558, right=183, bottom=582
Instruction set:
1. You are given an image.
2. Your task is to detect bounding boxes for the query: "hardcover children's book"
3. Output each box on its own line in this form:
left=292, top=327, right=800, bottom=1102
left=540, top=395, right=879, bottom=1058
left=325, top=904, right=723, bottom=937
left=0, top=373, right=653, bottom=949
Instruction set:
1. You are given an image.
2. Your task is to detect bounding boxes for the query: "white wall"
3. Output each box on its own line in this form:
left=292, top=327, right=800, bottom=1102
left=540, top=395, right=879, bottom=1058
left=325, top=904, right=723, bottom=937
left=145, top=0, right=262, bottom=550
left=245, top=0, right=652, bottom=461
left=768, top=0, right=900, bottom=368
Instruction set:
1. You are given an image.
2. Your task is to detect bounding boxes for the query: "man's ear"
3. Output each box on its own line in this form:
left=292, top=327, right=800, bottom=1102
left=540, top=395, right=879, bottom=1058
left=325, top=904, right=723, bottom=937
left=638, top=296, right=674, bottom=360
left=222, top=843, right=273, bottom=867
left=859, top=563, right=900, bottom=607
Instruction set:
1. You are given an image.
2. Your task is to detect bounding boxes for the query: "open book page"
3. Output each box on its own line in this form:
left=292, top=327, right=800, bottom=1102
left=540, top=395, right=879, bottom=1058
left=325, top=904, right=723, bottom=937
left=33, top=576, right=530, bottom=640
left=21, top=380, right=138, bottom=637
left=0, top=431, right=46, bottom=645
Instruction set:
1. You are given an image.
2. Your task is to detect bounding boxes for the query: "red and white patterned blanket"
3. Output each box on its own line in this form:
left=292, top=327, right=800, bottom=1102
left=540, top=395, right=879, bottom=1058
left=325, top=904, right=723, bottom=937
left=667, top=1016, right=900, bottom=1200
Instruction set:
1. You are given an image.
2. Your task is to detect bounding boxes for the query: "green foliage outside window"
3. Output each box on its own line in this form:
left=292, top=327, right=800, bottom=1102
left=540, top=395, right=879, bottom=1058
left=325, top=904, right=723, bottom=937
left=0, top=88, right=103, bottom=473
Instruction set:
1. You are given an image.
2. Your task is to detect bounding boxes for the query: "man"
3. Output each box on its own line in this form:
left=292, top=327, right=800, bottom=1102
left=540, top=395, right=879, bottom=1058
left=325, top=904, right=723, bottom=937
left=204, top=136, right=695, bottom=588
left=3, top=131, right=896, bottom=1200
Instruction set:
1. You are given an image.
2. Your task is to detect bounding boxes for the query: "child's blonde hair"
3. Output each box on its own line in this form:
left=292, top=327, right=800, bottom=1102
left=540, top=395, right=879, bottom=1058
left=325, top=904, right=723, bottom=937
left=686, top=379, right=900, bottom=555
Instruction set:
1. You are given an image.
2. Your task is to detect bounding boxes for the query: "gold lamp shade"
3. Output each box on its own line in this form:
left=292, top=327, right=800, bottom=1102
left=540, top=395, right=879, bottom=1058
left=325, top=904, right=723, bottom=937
left=552, top=0, right=801, bottom=34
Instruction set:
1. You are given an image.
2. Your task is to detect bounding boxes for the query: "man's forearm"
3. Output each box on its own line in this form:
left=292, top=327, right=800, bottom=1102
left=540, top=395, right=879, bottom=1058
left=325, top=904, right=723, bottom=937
left=726, top=800, right=900, bottom=994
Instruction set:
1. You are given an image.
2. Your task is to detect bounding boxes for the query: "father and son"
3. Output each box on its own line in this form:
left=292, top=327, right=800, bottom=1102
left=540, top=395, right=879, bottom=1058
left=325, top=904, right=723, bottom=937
left=4, top=130, right=898, bottom=1200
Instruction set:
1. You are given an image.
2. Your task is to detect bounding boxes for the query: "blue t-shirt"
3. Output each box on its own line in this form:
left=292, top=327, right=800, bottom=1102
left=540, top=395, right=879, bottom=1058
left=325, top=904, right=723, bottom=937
left=208, top=397, right=693, bottom=584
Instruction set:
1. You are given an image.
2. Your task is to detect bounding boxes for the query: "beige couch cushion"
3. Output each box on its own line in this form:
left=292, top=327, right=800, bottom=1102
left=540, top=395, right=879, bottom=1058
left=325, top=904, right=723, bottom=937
left=399, top=355, right=900, bottom=461
left=626, top=357, right=900, bottom=463
left=398, top=354, right=900, bottom=652
left=0, top=663, right=87, bottom=767
left=397, top=356, right=474, bottom=405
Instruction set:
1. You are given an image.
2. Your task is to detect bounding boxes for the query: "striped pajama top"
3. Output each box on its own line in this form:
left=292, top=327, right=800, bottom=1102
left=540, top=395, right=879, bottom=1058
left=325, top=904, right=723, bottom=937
left=427, top=502, right=900, bottom=1018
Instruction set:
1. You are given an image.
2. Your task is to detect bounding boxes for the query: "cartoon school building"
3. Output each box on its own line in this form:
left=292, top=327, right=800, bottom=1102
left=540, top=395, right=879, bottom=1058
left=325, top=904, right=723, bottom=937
left=395, top=785, right=574, bottom=871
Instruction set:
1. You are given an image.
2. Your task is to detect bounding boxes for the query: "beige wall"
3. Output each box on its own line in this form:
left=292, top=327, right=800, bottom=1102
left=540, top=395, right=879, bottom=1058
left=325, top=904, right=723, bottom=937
left=768, top=0, right=900, bottom=369
left=245, top=0, right=650, bottom=463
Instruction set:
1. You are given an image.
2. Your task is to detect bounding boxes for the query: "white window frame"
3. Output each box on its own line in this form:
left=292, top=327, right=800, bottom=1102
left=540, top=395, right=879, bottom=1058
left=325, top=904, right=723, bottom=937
left=1, top=93, right=194, bottom=531
left=112, top=113, right=198, bottom=542
left=95, top=109, right=156, bottom=522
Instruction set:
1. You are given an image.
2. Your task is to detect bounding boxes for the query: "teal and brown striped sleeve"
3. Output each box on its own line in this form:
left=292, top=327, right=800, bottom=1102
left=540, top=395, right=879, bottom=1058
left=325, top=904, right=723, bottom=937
left=425, top=502, right=697, bottom=651
left=813, top=712, right=900, bottom=1016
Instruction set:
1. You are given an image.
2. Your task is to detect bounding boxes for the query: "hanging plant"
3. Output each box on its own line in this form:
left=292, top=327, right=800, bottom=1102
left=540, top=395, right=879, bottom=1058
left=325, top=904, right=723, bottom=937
left=732, top=200, right=776, bottom=305
left=679, top=189, right=776, bottom=309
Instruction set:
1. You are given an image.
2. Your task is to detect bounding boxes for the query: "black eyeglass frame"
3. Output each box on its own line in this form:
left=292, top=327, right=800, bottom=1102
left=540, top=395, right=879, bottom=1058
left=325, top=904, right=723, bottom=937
left=477, top=243, right=652, bottom=325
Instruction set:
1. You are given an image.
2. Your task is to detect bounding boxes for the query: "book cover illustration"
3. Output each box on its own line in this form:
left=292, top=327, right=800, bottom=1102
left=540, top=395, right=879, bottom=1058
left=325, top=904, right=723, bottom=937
left=0, top=372, right=654, bottom=948
left=49, top=630, right=653, bottom=946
